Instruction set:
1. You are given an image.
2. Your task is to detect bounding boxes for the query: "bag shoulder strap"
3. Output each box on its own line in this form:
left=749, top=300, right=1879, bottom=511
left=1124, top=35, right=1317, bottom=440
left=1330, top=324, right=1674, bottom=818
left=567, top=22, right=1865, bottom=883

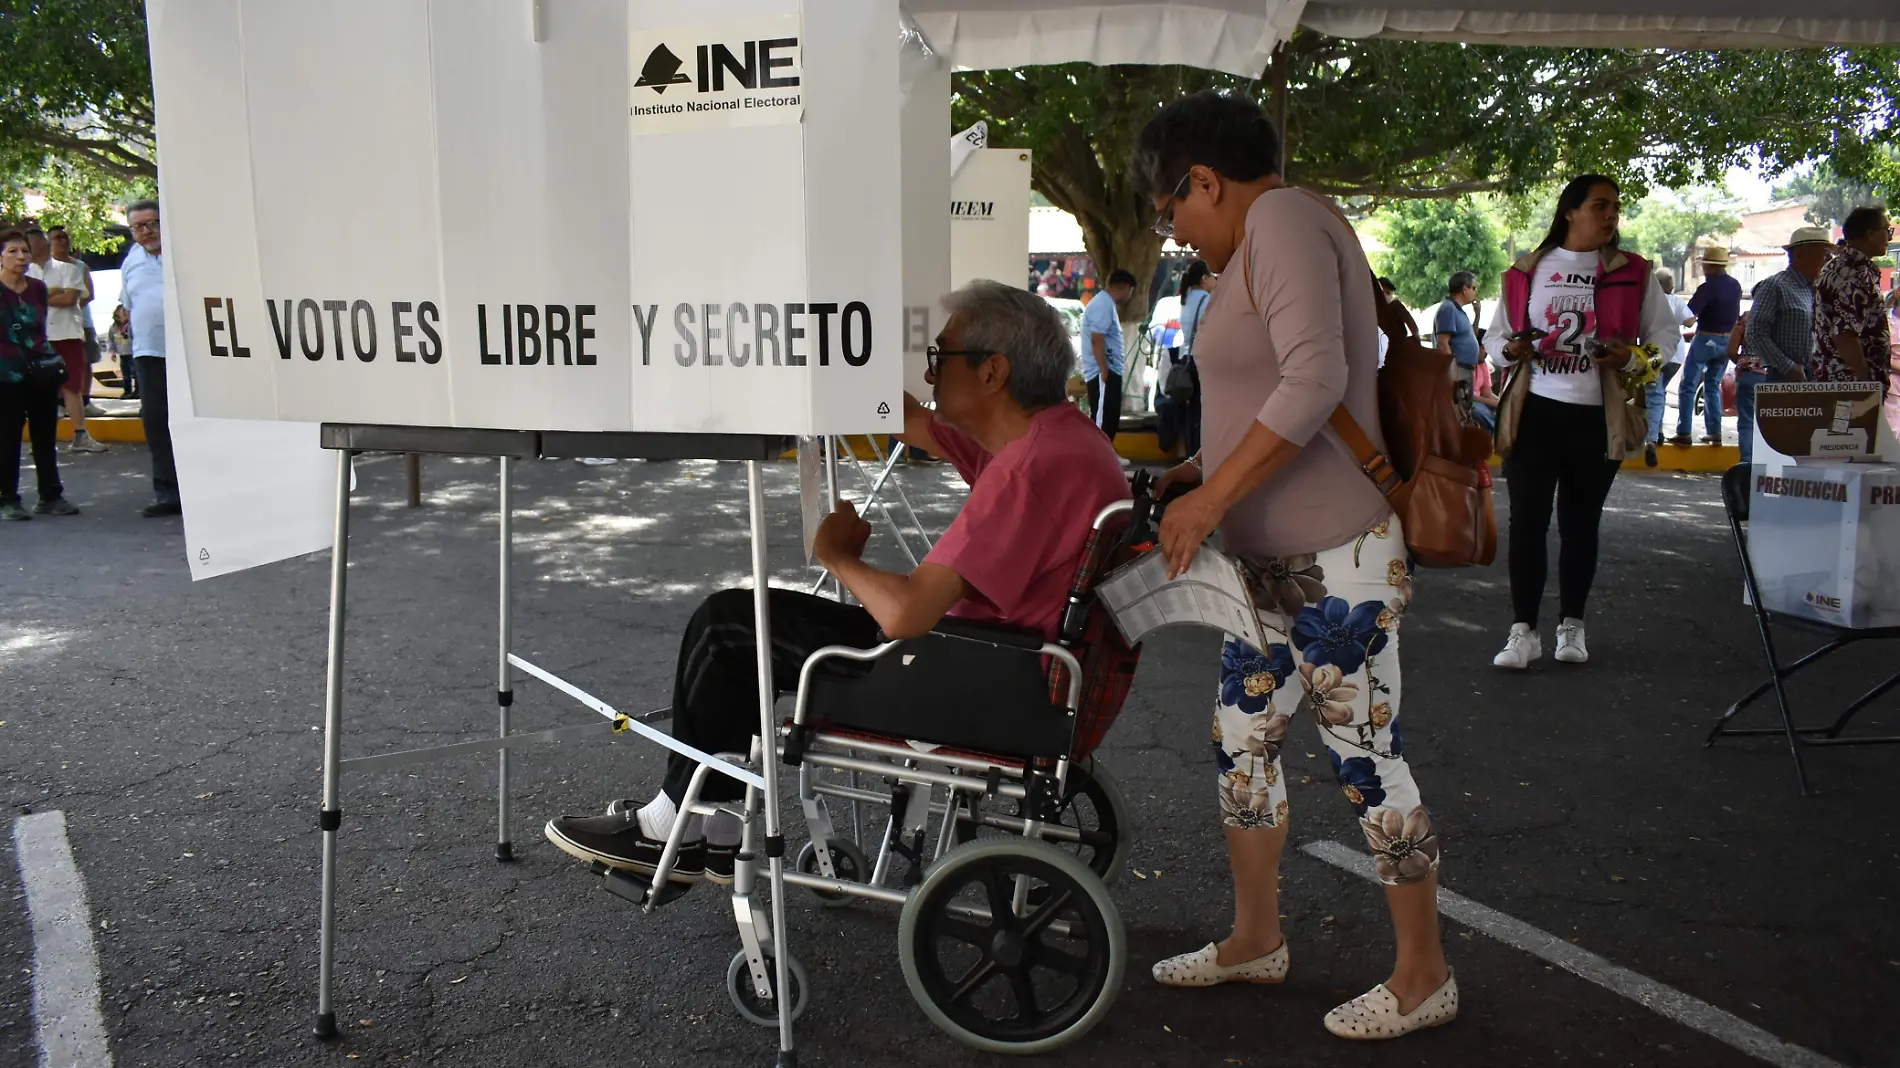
left=1237, top=217, right=1402, bottom=503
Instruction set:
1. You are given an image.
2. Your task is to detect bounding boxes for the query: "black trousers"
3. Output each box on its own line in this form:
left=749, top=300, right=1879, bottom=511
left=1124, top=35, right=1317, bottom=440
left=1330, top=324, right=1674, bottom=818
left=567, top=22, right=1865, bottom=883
left=1087, top=370, right=1123, bottom=441
left=664, top=588, right=880, bottom=803
left=136, top=356, right=179, bottom=505
left=1501, top=392, right=1622, bottom=626
left=0, top=381, right=62, bottom=503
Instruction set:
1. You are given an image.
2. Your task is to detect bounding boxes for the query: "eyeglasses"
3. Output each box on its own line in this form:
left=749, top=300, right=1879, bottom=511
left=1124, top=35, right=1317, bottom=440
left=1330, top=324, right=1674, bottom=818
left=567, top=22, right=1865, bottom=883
left=1151, top=172, right=1192, bottom=239
left=925, top=345, right=991, bottom=376
left=129, top=221, right=159, bottom=234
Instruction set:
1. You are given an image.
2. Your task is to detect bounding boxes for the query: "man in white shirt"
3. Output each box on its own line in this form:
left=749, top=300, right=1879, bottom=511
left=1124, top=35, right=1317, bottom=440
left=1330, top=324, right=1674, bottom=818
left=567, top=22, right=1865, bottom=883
left=31, top=227, right=107, bottom=453
left=118, top=200, right=180, bottom=516
left=1642, top=268, right=1696, bottom=465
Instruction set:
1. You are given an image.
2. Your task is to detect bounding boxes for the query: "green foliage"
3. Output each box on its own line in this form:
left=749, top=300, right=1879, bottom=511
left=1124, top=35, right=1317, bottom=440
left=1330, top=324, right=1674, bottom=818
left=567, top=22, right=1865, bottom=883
left=1374, top=198, right=1508, bottom=308
left=1621, top=187, right=1743, bottom=282
left=955, top=36, right=1900, bottom=288
left=1773, top=148, right=1899, bottom=225
left=0, top=159, right=149, bottom=252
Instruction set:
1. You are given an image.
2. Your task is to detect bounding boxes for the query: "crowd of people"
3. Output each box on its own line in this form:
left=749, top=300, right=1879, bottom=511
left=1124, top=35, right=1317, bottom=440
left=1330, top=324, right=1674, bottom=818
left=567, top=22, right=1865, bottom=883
left=0, top=198, right=179, bottom=521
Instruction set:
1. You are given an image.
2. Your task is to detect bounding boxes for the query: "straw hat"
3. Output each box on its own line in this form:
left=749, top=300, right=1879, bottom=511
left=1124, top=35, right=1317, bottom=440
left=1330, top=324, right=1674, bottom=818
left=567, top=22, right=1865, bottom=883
left=1783, top=226, right=1835, bottom=249
left=1700, top=246, right=1731, bottom=266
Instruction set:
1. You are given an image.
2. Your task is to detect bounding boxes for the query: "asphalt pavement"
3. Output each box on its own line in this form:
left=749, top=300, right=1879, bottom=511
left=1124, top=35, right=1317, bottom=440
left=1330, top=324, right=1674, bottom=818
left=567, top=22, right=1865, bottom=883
left=2, top=444, right=1896, bottom=1068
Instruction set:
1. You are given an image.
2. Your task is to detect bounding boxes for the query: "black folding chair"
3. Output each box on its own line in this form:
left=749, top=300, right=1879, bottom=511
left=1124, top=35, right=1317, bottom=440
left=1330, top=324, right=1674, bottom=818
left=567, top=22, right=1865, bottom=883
left=1705, top=464, right=1900, bottom=794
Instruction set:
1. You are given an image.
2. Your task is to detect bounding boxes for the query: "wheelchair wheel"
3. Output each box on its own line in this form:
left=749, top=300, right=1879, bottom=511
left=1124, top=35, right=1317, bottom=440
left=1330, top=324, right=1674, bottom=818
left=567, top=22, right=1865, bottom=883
left=795, top=837, right=870, bottom=908
left=898, top=838, right=1124, bottom=1055
left=955, top=760, right=1133, bottom=884
left=725, top=946, right=809, bottom=1027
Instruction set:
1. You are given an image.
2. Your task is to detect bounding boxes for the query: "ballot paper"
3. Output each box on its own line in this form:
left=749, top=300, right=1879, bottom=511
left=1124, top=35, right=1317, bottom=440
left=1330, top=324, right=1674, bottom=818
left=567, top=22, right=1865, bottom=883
left=1097, top=545, right=1268, bottom=652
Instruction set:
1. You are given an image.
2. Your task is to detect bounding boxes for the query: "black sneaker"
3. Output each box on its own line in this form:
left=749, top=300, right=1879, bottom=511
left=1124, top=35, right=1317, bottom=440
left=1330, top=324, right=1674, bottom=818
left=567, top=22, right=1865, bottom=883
left=141, top=500, right=182, bottom=517
left=704, top=842, right=737, bottom=885
left=33, top=497, right=79, bottom=516
left=543, top=812, right=704, bottom=883
left=1643, top=441, right=1658, bottom=468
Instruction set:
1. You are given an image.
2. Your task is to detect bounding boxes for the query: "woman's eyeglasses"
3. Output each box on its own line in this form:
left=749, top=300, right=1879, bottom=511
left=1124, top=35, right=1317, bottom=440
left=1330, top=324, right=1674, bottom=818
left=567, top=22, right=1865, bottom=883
left=1151, top=172, right=1192, bottom=239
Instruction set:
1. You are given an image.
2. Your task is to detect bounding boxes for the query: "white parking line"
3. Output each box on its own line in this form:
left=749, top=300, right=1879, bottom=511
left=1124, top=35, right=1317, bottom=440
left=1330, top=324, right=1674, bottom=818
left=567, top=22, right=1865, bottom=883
left=12, top=811, right=114, bottom=1068
left=1301, top=840, right=1847, bottom=1068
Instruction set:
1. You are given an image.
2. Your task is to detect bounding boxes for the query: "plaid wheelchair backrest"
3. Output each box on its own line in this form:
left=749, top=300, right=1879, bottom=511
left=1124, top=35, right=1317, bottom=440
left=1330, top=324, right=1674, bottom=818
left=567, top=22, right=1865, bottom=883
left=1047, top=511, right=1146, bottom=762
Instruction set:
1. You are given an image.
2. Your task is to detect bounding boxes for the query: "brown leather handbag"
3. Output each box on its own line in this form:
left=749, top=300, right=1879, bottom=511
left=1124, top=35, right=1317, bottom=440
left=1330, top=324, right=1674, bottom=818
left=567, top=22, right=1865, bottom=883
left=1325, top=287, right=1497, bottom=568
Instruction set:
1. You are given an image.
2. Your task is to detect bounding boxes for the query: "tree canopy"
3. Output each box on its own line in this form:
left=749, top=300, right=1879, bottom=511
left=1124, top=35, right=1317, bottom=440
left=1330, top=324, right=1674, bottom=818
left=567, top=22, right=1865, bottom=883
left=1773, top=147, right=1899, bottom=226
left=955, top=36, right=1900, bottom=308
left=1621, top=187, right=1744, bottom=282
left=1374, top=197, right=1508, bottom=309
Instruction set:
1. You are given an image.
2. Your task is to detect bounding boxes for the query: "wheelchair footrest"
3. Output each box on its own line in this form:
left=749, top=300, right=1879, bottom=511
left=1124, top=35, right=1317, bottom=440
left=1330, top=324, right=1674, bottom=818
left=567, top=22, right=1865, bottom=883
left=593, top=862, right=694, bottom=909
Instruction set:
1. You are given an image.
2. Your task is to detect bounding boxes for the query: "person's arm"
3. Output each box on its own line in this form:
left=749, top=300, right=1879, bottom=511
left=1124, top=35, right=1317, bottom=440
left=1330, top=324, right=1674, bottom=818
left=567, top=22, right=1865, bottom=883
left=1432, top=302, right=1454, bottom=354
left=1835, top=330, right=1872, bottom=380
left=813, top=501, right=968, bottom=639
left=1727, top=317, right=1746, bottom=359
left=1480, top=297, right=1512, bottom=368
left=896, top=391, right=943, bottom=456
left=1087, top=330, right=1106, bottom=377
left=1687, top=283, right=1710, bottom=320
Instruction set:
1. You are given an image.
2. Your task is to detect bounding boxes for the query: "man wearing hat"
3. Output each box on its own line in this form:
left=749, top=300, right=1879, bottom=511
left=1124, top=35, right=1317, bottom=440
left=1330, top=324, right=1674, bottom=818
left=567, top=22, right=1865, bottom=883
left=1670, top=245, right=1743, bottom=447
left=1737, top=227, right=1836, bottom=464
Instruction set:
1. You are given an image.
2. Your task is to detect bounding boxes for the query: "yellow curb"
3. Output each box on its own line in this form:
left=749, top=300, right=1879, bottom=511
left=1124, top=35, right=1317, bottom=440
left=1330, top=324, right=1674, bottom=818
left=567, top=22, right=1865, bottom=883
left=25, top=416, right=146, bottom=445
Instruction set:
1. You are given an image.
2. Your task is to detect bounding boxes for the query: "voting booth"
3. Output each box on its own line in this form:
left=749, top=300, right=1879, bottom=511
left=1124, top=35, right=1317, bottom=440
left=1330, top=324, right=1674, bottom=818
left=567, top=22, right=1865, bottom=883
left=145, top=0, right=1900, bottom=1060
left=1708, top=382, right=1900, bottom=793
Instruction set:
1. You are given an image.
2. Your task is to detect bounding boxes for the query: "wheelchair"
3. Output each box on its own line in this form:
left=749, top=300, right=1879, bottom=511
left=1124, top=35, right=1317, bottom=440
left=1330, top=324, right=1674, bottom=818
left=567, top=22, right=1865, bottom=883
left=592, top=477, right=1164, bottom=1056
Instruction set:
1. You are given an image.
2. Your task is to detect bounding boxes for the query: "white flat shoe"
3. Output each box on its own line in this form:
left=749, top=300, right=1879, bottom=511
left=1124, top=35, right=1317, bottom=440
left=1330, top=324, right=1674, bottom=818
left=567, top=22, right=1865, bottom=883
left=1151, top=941, right=1288, bottom=987
left=1323, top=969, right=1458, bottom=1040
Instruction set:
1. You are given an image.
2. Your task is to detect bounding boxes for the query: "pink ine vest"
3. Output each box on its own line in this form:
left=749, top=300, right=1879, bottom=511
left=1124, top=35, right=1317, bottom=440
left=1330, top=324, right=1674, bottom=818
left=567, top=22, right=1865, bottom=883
left=1502, top=250, right=1651, bottom=342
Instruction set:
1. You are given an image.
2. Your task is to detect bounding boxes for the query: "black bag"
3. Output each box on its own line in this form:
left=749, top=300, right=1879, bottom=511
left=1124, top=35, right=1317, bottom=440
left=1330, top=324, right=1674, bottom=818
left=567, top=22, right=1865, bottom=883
left=1162, top=354, right=1195, bottom=402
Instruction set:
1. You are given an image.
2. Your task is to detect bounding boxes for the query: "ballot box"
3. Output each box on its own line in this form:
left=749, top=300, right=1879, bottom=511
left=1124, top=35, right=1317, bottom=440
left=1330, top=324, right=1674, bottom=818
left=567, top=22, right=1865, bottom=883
left=1748, top=462, right=1900, bottom=630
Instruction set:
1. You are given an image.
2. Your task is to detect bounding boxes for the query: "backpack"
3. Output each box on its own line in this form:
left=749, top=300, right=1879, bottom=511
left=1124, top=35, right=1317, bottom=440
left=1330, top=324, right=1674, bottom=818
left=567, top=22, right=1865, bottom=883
left=1239, top=204, right=1497, bottom=568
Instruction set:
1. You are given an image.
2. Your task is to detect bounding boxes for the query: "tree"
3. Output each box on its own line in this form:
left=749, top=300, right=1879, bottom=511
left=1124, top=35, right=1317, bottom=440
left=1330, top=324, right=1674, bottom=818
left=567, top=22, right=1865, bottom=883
left=1773, top=148, right=1899, bottom=226
left=0, top=0, right=153, bottom=249
left=1621, top=187, right=1743, bottom=281
left=955, top=37, right=1900, bottom=309
left=1374, top=197, right=1508, bottom=309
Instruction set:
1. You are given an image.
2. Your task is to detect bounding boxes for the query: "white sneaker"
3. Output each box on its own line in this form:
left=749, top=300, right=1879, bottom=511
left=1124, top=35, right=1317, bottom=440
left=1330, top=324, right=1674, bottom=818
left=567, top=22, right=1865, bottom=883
left=1554, top=618, right=1589, bottom=664
left=1491, top=624, right=1541, bottom=670
left=68, top=433, right=107, bottom=454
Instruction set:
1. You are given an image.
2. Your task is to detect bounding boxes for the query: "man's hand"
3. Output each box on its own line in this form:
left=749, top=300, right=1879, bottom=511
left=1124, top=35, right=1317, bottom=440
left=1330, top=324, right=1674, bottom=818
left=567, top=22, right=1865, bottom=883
left=1781, top=365, right=1808, bottom=383
left=1593, top=337, right=1636, bottom=369
left=813, top=500, right=872, bottom=568
left=1503, top=336, right=1538, bottom=363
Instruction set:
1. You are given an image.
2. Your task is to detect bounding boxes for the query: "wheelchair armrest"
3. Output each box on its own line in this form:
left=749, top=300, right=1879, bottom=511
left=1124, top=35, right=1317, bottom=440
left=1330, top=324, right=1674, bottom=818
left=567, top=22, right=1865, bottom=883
left=914, top=617, right=1047, bottom=651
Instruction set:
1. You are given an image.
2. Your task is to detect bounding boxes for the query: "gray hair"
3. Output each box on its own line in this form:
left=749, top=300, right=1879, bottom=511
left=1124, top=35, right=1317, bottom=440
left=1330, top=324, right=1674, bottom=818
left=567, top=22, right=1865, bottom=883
left=125, top=199, right=159, bottom=218
left=940, top=280, right=1074, bottom=411
left=1655, top=267, right=1676, bottom=294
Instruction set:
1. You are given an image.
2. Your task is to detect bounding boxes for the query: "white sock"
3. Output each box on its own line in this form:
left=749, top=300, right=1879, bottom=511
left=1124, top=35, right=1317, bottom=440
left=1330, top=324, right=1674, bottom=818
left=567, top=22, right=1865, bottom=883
left=705, top=811, right=742, bottom=846
left=636, top=793, right=676, bottom=839
left=636, top=793, right=707, bottom=840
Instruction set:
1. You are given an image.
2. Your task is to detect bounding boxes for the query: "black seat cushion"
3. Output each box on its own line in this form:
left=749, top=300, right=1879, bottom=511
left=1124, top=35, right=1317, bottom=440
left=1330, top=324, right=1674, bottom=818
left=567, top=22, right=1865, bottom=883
left=805, top=628, right=1071, bottom=758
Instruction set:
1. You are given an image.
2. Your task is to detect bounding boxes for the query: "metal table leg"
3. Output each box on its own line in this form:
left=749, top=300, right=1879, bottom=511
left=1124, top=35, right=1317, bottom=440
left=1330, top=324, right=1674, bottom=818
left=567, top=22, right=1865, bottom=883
left=496, top=457, right=515, bottom=861
left=314, top=449, right=353, bottom=1039
left=745, top=461, right=798, bottom=1067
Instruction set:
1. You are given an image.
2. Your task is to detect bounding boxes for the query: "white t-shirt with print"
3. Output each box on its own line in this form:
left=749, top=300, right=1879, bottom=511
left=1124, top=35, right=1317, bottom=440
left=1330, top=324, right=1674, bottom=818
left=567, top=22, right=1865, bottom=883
left=1520, top=247, right=1604, bottom=406
left=32, top=258, right=88, bottom=341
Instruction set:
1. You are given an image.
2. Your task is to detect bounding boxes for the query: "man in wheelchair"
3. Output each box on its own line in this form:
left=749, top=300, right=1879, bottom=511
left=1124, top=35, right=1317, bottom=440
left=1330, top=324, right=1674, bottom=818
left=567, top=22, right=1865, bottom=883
left=546, top=280, right=1132, bottom=885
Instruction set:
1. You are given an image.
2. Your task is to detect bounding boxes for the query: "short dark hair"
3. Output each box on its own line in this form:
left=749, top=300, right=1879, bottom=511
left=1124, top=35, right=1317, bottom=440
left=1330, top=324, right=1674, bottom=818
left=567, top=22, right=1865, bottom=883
left=1131, top=89, right=1280, bottom=201
left=126, top=199, right=159, bottom=217
left=0, top=228, right=26, bottom=251
left=1843, top=205, right=1890, bottom=241
left=1181, top=259, right=1211, bottom=289
left=1448, top=271, right=1477, bottom=296
left=1107, top=268, right=1138, bottom=288
left=1376, top=276, right=1397, bottom=295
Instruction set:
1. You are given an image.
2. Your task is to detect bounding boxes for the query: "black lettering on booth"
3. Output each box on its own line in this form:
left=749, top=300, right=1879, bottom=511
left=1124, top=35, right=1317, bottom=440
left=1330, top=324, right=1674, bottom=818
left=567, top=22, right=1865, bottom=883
left=516, top=304, right=542, bottom=366
left=702, top=303, right=723, bottom=366
left=478, top=304, right=503, bottom=365
left=350, top=300, right=377, bottom=362
left=634, top=304, right=659, bottom=365
left=726, top=303, right=751, bottom=367
left=203, top=297, right=251, bottom=359
left=842, top=301, right=872, bottom=366
left=268, top=299, right=294, bottom=359
left=675, top=303, right=697, bottom=366
left=298, top=298, right=325, bottom=361
left=784, top=302, right=806, bottom=367
left=754, top=303, right=780, bottom=365
left=323, top=300, right=349, bottom=360
left=545, top=304, right=572, bottom=365
left=418, top=302, right=442, bottom=364
left=392, top=302, right=417, bottom=362
left=759, top=38, right=799, bottom=88
left=809, top=302, right=837, bottom=366
left=575, top=305, right=596, bottom=365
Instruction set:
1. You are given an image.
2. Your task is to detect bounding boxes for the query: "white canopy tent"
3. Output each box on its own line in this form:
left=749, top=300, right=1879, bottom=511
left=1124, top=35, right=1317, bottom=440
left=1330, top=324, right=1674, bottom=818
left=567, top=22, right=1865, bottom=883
left=907, top=0, right=1900, bottom=76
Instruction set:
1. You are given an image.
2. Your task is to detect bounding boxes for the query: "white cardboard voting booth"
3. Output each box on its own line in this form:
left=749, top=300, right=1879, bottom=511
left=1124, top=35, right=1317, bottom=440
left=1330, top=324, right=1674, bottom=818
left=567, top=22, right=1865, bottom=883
left=950, top=148, right=1034, bottom=291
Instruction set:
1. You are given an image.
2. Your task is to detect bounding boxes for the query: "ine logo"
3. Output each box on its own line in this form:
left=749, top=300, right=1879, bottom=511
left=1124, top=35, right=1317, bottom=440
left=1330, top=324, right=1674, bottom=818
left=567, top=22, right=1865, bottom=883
left=634, top=37, right=800, bottom=95
left=635, top=44, right=693, bottom=94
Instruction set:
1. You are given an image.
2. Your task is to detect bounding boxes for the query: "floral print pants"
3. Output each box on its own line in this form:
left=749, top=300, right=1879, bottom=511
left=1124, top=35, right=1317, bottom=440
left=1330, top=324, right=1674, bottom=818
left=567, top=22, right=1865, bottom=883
left=1211, top=518, right=1441, bottom=885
